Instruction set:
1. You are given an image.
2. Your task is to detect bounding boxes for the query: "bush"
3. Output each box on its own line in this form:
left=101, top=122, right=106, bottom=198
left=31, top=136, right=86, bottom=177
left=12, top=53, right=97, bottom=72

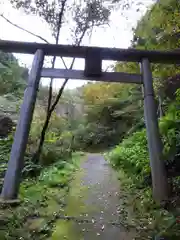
left=39, top=152, right=80, bottom=188
left=107, top=129, right=151, bottom=181
left=73, top=122, right=119, bottom=151
left=40, top=130, right=73, bottom=166
left=28, top=107, right=73, bottom=167
left=107, top=89, right=180, bottom=183
left=159, top=90, right=180, bottom=158
left=0, top=112, right=74, bottom=182
left=39, top=162, right=70, bottom=188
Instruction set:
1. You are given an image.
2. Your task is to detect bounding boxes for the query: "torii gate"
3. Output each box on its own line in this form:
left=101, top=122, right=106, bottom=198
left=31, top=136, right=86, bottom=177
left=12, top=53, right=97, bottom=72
left=0, top=40, right=179, bottom=202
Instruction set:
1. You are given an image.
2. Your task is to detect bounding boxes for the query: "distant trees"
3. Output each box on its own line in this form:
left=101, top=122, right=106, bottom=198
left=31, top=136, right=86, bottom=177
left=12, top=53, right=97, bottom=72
left=0, top=51, right=27, bottom=97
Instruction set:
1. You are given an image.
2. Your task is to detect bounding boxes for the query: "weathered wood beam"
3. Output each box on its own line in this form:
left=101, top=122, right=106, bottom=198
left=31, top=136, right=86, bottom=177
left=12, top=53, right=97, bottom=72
left=84, top=48, right=102, bottom=77
left=0, top=40, right=180, bottom=63
left=141, top=58, right=169, bottom=202
left=41, top=68, right=142, bottom=84
left=1, top=49, right=44, bottom=200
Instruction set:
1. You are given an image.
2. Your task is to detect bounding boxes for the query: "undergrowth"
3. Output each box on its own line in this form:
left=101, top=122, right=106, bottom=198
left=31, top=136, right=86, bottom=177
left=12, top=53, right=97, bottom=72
left=105, top=128, right=180, bottom=239
left=0, top=152, right=84, bottom=240
left=107, top=129, right=150, bottom=185
left=116, top=170, right=180, bottom=239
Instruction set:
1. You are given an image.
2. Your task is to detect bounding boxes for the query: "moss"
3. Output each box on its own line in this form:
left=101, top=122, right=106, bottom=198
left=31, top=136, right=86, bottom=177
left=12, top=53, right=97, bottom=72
left=51, top=220, right=82, bottom=240
left=0, top=153, right=83, bottom=239
left=51, top=166, right=89, bottom=239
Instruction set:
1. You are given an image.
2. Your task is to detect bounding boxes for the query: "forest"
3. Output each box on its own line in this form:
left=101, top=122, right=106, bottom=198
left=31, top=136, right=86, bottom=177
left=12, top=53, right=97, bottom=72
left=0, top=0, right=180, bottom=239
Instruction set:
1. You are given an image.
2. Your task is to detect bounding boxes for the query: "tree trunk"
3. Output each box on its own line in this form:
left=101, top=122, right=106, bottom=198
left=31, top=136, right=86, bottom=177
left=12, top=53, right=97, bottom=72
left=33, top=17, right=92, bottom=163
left=158, top=95, right=164, bottom=118
left=32, top=78, right=68, bottom=163
left=33, top=112, right=51, bottom=163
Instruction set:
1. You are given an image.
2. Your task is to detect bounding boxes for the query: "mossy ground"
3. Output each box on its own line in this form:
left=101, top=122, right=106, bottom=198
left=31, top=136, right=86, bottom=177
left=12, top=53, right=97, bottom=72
left=3, top=152, right=176, bottom=240
left=0, top=152, right=85, bottom=240
left=51, top=167, right=88, bottom=240
left=116, top=169, right=180, bottom=240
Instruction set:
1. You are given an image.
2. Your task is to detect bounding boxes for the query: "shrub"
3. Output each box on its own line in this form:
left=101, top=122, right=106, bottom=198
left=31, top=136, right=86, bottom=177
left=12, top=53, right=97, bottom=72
left=159, top=90, right=180, bottom=157
left=40, top=130, right=73, bottom=166
left=39, top=152, right=80, bottom=188
left=0, top=114, right=74, bottom=182
left=107, top=129, right=150, bottom=181
left=73, top=122, right=118, bottom=151
left=29, top=108, right=73, bottom=167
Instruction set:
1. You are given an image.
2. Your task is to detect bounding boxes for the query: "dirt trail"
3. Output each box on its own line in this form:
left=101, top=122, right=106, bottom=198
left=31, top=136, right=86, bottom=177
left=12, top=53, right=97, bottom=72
left=51, top=154, right=135, bottom=240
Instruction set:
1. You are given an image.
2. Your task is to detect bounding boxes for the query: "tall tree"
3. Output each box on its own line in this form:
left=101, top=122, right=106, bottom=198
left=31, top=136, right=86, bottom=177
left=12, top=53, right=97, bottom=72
left=6, top=0, right=113, bottom=162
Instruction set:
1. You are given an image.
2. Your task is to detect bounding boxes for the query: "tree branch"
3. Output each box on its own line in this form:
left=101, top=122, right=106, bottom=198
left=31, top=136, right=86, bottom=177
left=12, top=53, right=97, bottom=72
left=49, top=24, right=90, bottom=114
left=0, top=13, right=68, bottom=70
left=0, top=14, right=49, bottom=44
left=49, top=58, right=75, bottom=114
left=47, top=0, right=67, bottom=112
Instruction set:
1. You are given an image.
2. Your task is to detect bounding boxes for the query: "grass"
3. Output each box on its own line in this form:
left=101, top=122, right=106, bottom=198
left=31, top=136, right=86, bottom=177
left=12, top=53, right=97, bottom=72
left=51, top=165, right=89, bottom=240
left=0, top=152, right=84, bottom=240
left=115, top=169, right=180, bottom=240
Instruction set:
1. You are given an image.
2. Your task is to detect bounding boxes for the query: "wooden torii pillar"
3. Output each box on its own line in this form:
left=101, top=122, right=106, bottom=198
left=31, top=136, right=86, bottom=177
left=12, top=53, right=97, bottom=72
left=141, top=59, right=168, bottom=201
left=0, top=40, right=173, bottom=202
left=1, top=50, right=44, bottom=200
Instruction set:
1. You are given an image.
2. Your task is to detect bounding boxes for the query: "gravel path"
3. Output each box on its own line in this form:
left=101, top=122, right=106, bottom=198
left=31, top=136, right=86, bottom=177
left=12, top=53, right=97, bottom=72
left=52, top=154, right=135, bottom=240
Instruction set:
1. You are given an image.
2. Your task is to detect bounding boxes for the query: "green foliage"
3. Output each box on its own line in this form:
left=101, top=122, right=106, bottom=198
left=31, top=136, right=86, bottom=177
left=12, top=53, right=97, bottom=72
left=30, top=108, right=68, bottom=142
left=0, top=132, right=41, bottom=182
left=159, top=88, right=180, bottom=157
left=0, top=134, right=14, bottom=190
left=107, top=129, right=150, bottom=181
left=39, top=153, right=80, bottom=188
left=40, top=131, right=73, bottom=166
left=73, top=122, right=116, bottom=150
left=74, top=82, right=143, bottom=150
left=116, top=170, right=176, bottom=240
left=107, top=0, right=180, bottom=194
left=0, top=51, right=27, bottom=98
left=0, top=108, right=75, bottom=185
left=0, top=153, right=82, bottom=239
left=106, top=85, right=180, bottom=238
left=106, top=121, right=180, bottom=238
left=134, top=0, right=180, bottom=51
left=0, top=134, right=14, bottom=161
left=107, top=86, right=180, bottom=182
left=130, top=0, right=180, bottom=96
